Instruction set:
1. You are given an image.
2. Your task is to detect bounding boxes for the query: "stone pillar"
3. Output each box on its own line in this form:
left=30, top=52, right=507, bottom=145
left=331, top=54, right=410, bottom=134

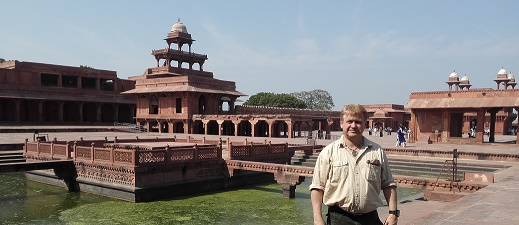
left=274, top=173, right=305, bottom=199
left=267, top=121, right=274, bottom=138
left=409, top=111, right=417, bottom=142
left=184, top=119, right=191, bottom=134
left=217, top=120, right=224, bottom=136
left=203, top=120, right=209, bottom=135
left=250, top=120, right=258, bottom=137
left=475, top=110, right=485, bottom=143
left=287, top=120, right=293, bottom=138
left=489, top=109, right=498, bottom=143
left=167, top=120, right=173, bottom=133
left=441, top=110, right=449, bottom=143
left=234, top=121, right=239, bottom=137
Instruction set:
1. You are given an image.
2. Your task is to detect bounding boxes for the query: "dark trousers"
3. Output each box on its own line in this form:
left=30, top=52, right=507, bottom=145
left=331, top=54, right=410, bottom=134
left=327, top=206, right=383, bottom=225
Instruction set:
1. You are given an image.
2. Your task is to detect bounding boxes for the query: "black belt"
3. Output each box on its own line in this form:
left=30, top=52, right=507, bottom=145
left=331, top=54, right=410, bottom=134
left=328, top=205, right=377, bottom=217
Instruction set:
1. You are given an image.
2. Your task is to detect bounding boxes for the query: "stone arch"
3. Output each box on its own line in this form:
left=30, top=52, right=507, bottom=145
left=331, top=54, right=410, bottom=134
left=174, top=121, right=185, bottom=133
left=83, top=103, right=98, bottom=122
left=221, top=121, right=235, bottom=136
left=43, top=101, right=60, bottom=122
left=255, top=120, right=269, bottom=137
left=273, top=121, right=289, bottom=138
left=63, top=102, right=80, bottom=122
left=160, top=121, right=169, bottom=133
left=237, top=120, right=252, bottom=136
left=149, top=120, right=159, bottom=132
left=207, top=120, right=219, bottom=135
left=192, top=120, right=204, bottom=134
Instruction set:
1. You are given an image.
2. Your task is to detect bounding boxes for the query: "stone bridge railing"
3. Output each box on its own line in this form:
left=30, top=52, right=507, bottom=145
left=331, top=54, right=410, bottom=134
left=225, top=160, right=489, bottom=199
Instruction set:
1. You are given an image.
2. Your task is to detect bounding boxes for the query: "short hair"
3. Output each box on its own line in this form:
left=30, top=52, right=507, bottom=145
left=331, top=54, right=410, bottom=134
left=340, top=104, right=368, bottom=121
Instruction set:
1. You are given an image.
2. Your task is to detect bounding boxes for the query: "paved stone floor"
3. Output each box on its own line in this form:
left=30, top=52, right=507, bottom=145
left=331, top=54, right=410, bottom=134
left=2, top=125, right=519, bottom=224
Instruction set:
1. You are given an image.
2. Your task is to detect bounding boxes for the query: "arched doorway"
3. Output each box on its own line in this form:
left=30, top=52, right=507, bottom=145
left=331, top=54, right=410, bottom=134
left=207, top=121, right=219, bottom=135
left=238, top=120, right=252, bottom=136
left=192, top=120, right=204, bottom=134
left=221, top=121, right=235, bottom=136
left=255, top=120, right=269, bottom=137
left=174, top=121, right=184, bottom=133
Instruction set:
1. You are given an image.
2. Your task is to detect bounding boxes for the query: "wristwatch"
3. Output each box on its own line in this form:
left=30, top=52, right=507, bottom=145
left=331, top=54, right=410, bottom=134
left=389, top=210, right=400, bottom=217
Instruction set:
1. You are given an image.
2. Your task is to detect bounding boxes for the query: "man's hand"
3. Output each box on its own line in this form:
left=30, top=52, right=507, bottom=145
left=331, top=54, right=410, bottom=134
left=384, top=214, right=398, bottom=225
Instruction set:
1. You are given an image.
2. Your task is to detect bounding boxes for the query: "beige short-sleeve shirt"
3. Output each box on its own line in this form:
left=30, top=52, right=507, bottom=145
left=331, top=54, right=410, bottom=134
left=309, top=136, right=396, bottom=214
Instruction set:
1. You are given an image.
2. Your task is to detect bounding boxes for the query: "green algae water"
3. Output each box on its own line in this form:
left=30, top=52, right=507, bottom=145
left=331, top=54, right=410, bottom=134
left=0, top=173, right=421, bottom=225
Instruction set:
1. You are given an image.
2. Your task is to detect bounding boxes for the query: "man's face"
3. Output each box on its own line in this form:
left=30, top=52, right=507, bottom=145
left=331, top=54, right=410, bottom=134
left=340, top=113, right=365, bottom=138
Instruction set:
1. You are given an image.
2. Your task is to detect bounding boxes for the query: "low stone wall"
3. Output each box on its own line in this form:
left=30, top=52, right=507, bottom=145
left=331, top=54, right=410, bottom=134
left=385, top=148, right=519, bottom=162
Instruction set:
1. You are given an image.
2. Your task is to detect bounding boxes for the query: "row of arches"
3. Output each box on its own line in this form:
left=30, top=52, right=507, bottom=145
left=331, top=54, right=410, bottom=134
left=137, top=118, right=340, bottom=139
left=0, top=98, right=134, bottom=123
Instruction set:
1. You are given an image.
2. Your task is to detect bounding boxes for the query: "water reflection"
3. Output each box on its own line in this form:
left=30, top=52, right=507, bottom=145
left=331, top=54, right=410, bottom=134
left=0, top=173, right=421, bottom=224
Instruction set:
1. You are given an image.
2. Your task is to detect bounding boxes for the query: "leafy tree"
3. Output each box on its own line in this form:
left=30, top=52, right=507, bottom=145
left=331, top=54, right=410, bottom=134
left=243, top=92, right=307, bottom=109
left=290, top=89, right=335, bottom=110
left=0, top=58, right=6, bottom=63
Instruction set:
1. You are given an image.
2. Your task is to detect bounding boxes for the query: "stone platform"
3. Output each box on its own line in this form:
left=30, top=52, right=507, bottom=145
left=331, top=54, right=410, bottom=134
left=1, top=125, right=519, bottom=224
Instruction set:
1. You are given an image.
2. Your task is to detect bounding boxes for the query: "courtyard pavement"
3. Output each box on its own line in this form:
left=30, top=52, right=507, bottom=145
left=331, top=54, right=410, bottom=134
left=1, top=125, right=519, bottom=224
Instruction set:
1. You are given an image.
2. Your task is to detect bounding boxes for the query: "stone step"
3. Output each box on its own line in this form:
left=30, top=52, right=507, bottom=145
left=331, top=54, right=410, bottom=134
left=0, top=150, right=25, bottom=164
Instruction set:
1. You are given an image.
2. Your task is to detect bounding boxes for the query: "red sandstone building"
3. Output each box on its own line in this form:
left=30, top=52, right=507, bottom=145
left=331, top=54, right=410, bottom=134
left=406, top=69, right=518, bottom=144
left=0, top=61, right=135, bottom=123
left=122, top=20, right=347, bottom=138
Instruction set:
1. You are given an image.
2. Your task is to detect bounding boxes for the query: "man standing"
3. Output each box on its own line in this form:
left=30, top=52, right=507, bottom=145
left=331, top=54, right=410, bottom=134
left=310, top=104, right=399, bottom=225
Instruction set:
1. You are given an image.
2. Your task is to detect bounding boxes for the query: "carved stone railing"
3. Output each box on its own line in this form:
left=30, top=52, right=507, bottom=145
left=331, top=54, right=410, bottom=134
left=25, top=139, right=222, bottom=166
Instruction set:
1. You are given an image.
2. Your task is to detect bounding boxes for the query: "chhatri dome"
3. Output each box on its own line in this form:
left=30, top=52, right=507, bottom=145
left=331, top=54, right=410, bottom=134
left=508, top=72, right=515, bottom=82
left=449, top=70, right=459, bottom=78
left=498, top=68, right=507, bottom=75
left=460, top=74, right=470, bottom=82
left=170, top=19, right=188, bottom=33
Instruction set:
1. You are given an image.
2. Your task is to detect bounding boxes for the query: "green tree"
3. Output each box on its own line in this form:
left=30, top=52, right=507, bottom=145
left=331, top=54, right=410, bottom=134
left=0, top=58, right=6, bottom=63
left=290, top=89, right=335, bottom=110
left=243, top=92, right=307, bottom=108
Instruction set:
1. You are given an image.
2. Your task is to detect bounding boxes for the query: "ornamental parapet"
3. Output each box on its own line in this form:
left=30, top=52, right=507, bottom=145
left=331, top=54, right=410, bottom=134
left=235, top=105, right=339, bottom=118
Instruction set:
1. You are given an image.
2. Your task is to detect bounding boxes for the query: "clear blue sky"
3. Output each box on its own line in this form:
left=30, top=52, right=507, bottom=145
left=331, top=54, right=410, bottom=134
left=2, top=1, right=519, bottom=110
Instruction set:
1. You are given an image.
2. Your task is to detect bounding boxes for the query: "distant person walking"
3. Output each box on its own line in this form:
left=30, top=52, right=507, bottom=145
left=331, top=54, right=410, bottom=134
left=396, top=125, right=406, bottom=147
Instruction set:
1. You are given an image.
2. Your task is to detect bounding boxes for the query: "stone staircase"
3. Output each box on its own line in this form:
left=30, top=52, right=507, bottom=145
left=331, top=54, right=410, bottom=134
left=0, top=150, right=25, bottom=164
left=290, top=151, right=503, bottom=178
